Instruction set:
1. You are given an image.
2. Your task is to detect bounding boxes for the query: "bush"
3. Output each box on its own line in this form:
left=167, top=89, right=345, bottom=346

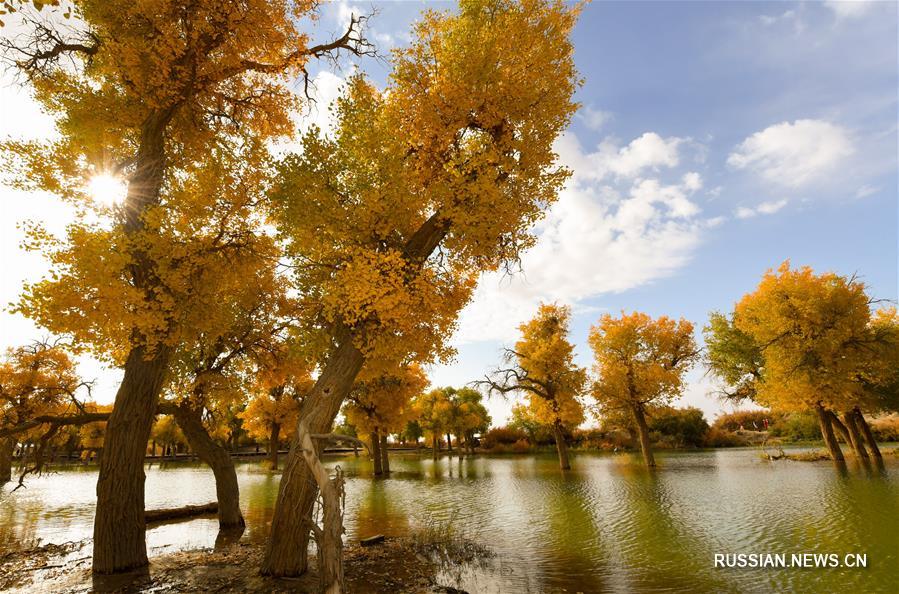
left=510, top=439, right=531, bottom=453
left=768, top=412, right=820, bottom=441
left=480, top=426, right=528, bottom=449
left=712, top=410, right=773, bottom=432
left=870, top=415, right=899, bottom=442
left=703, top=427, right=749, bottom=448
left=648, top=406, right=709, bottom=448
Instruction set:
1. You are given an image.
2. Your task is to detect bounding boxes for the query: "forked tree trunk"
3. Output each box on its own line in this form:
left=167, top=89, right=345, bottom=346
left=1, top=437, right=14, bottom=483
left=261, top=337, right=364, bottom=577
left=815, top=404, right=844, bottom=462
left=631, top=403, right=655, bottom=468
left=268, top=422, right=281, bottom=470
left=854, top=408, right=882, bottom=461
left=371, top=428, right=383, bottom=476
left=93, top=344, right=171, bottom=574
left=552, top=420, right=571, bottom=470
left=170, top=403, right=245, bottom=529
left=295, top=419, right=345, bottom=594
left=841, top=411, right=870, bottom=460
left=379, top=433, right=390, bottom=474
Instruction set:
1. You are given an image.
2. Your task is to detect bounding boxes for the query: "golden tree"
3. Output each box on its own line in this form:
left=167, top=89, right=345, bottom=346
left=344, top=363, right=428, bottom=474
left=2, top=0, right=372, bottom=573
left=589, top=312, right=699, bottom=468
left=481, top=303, right=586, bottom=470
left=264, top=0, right=580, bottom=576
left=715, top=262, right=892, bottom=462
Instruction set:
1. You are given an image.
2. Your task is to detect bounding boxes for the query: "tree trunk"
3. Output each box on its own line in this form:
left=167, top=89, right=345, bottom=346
left=815, top=404, right=844, bottom=462
left=828, top=411, right=852, bottom=444
left=379, top=433, right=390, bottom=474
left=854, top=408, right=882, bottom=461
left=446, top=433, right=453, bottom=453
left=371, top=428, right=383, bottom=476
left=1, top=437, right=14, bottom=483
left=261, top=336, right=364, bottom=577
left=432, top=434, right=439, bottom=461
left=841, top=411, right=870, bottom=460
left=552, top=420, right=571, bottom=470
left=92, top=344, right=171, bottom=574
left=170, top=403, right=245, bottom=529
left=631, top=403, right=655, bottom=468
left=268, top=422, right=280, bottom=470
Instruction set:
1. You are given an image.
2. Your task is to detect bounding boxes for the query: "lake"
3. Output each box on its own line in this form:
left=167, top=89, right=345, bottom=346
left=2, top=448, right=897, bottom=593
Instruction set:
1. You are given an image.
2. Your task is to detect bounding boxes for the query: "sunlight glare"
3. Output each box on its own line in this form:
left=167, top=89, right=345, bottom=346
left=88, top=174, right=128, bottom=206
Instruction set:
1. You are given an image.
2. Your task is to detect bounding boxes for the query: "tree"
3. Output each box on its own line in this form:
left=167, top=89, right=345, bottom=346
left=344, top=364, right=427, bottom=475
left=263, top=0, right=580, bottom=577
left=412, top=388, right=449, bottom=460
left=481, top=304, right=587, bottom=470
left=2, top=0, right=374, bottom=574
left=589, top=312, right=699, bottom=468
left=0, top=342, right=85, bottom=483
left=710, top=262, right=895, bottom=463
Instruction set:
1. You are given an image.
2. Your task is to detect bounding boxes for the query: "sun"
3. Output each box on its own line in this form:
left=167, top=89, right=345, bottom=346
left=87, top=174, right=128, bottom=206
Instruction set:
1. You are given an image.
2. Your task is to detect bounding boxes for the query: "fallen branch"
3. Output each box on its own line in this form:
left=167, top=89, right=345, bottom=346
left=145, top=502, right=218, bottom=524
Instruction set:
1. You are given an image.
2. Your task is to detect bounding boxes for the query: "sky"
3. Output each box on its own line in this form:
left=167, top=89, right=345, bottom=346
left=1, top=1, right=897, bottom=427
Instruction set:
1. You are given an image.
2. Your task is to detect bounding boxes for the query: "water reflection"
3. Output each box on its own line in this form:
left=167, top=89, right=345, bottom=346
left=1, top=449, right=897, bottom=593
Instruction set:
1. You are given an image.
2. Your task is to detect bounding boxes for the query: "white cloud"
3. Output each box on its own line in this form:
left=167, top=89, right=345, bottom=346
left=825, top=0, right=875, bottom=19
left=727, top=119, right=854, bottom=188
left=734, top=199, right=788, bottom=219
left=578, top=106, right=613, bottom=131
left=854, top=184, right=879, bottom=199
left=453, top=132, right=711, bottom=344
left=269, top=71, right=346, bottom=156
left=557, top=131, right=686, bottom=183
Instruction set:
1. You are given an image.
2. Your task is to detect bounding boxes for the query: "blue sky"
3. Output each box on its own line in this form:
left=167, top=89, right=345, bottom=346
left=1, top=1, right=897, bottom=425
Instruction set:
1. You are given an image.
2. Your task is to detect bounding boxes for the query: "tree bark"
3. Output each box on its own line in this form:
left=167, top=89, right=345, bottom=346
left=815, top=404, right=844, bottom=462
left=379, top=433, right=390, bottom=474
left=631, top=403, right=656, bottom=468
left=854, top=408, right=882, bottom=460
left=92, top=344, right=171, bottom=574
left=170, top=403, right=245, bottom=529
left=446, top=433, right=453, bottom=454
left=371, top=428, right=383, bottom=476
left=552, top=420, right=571, bottom=470
left=827, top=411, right=852, bottom=445
left=1, top=437, right=14, bottom=483
left=268, top=422, right=281, bottom=470
left=260, top=335, right=364, bottom=577
left=841, top=411, right=869, bottom=460
left=432, top=434, right=439, bottom=461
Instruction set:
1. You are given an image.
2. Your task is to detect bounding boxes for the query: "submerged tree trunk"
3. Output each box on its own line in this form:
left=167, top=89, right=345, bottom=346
left=93, top=344, right=171, bottom=574
left=854, top=408, right=882, bottom=461
left=552, top=420, right=571, bottom=470
left=261, top=336, right=364, bottom=577
left=371, top=428, right=383, bottom=476
left=170, top=403, right=245, bottom=529
left=841, top=411, right=870, bottom=460
left=1, top=437, right=14, bottom=483
left=631, top=403, right=655, bottom=468
left=379, top=433, right=390, bottom=474
left=815, top=404, right=844, bottom=462
left=268, top=422, right=281, bottom=470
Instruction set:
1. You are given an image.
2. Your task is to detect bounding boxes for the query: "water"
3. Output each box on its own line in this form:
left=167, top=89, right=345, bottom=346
left=2, top=449, right=898, bottom=593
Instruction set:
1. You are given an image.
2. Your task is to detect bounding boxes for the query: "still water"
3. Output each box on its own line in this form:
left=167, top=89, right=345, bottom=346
left=2, top=449, right=898, bottom=593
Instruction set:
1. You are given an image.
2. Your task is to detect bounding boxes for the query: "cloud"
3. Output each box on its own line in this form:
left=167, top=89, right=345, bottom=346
left=727, top=119, right=854, bottom=188
left=578, top=106, right=613, bottom=131
left=734, top=199, right=788, bottom=219
left=269, top=71, right=346, bottom=156
left=825, top=0, right=875, bottom=19
left=854, top=184, right=879, bottom=199
left=557, top=131, right=686, bottom=183
left=453, top=132, right=711, bottom=344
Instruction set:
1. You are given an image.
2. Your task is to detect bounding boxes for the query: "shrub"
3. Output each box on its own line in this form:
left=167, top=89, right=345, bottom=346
left=510, top=439, right=531, bottom=453
left=869, top=415, right=899, bottom=442
left=480, top=426, right=528, bottom=449
left=712, top=410, right=773, bottom=432
left=704, top=427, right=749, bottom=448
left=768, top=412, right=820, bottom=441
left=648, top=406, right=710, bottom=448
